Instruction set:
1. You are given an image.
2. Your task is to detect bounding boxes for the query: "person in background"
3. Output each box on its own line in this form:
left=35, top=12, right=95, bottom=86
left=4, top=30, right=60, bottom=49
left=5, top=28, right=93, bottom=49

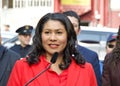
left=63, top=10, right=101, bottom=86
left=10, top=25, right=33, bottom=57
left=100, top=33, right=117, bottom=74
left=4, top=24, right=10, bottom=31
left=102, top=26, right=120, bottom=86
left=0, top=29, right=20, bottom=86
left=106, top=33, right=117, bottom=54
left=7, top=13, right=97, bottom=86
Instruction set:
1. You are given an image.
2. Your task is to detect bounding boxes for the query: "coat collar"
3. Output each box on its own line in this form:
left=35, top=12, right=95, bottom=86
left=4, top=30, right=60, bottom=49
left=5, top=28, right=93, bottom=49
left=66, top=60, right=81, bottom=86
left=31, top=55, right=50, bottom=86
left=31, top=56, right=81, bottom=86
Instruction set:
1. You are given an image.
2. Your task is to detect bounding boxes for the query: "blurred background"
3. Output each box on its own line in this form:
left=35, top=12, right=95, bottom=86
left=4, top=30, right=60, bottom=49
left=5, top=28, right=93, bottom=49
left=0, top=0, right=120, bottom=30
left=0, top=0, right=120, bottom=61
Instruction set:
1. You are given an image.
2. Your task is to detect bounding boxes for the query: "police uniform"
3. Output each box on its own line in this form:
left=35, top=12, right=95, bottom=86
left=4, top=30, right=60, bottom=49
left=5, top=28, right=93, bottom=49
left=10, top=25, right=33, bottom=58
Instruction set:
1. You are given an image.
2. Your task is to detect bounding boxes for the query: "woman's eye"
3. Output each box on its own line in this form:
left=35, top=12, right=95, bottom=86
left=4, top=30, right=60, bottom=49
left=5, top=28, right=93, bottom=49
left=44, top=31, right=50, bottom=34
left=57, top=32, right=62, bottom=34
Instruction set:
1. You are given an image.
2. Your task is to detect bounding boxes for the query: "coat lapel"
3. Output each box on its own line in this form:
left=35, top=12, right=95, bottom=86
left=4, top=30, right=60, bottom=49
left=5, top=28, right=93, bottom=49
left=31, top=57, right=82, bottom=86
left=66, top=60, right=81, bottom=86
left=31, top=55, right=50, bottom=86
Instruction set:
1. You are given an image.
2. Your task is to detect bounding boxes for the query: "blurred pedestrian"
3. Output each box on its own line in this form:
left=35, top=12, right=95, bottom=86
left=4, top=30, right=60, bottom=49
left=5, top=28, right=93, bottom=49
left=100, top=33, right=117, bottom=74
left=10, top=25, right=33, bottom=57
left=106, top=33, right=117, bottom=54
left=4, top=24, right=10, bottom=31
left=102, top=26, right=120, bottom=86
left=63, top=10, right=101, bottom=86
left=0, top=29, right=20, bottom=86
left=7, top=12, right=97, bottom=86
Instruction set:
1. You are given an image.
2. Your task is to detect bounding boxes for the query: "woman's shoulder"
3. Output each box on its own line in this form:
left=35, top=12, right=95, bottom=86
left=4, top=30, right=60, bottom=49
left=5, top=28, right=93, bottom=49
left=15, top=58, right=29, bottom=66
left=83, top=62, right=93, bottom=69
left=72, top=60, right=93, bottom=70
left=72, top=61, right=95, bottom=76
left=79, top=62, right=96, bottom=76
left=79, top=62, right=94, bottom=73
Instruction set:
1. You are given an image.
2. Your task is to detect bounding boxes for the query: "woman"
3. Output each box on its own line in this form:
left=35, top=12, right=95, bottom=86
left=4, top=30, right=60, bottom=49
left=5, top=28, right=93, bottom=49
left=7, top=13, right=97, bottom=86
left=102, top=26, right=120, bottom=86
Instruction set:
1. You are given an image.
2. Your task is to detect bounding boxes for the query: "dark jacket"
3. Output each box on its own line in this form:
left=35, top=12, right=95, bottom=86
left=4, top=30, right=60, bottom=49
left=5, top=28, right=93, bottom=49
left=77, top=45, right=101, bottom=86
left=0, top=45, right=20, bottom=86
left=102, top=53, right=120, bottom=86
left=10, top=44, right=32, bottom=58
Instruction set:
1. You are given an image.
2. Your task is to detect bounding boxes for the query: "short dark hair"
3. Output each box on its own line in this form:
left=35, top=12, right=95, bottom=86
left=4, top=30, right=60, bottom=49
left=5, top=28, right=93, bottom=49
left=4, top=24, right=10, bottom=27
left=63, top=10, right=81, bottom=29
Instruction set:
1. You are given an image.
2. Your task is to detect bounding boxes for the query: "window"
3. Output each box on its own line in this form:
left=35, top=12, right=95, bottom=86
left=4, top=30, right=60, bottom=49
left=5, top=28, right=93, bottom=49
left=13, top=0, right=52, bottom=8
left=110, top=0, right=120, bottom=10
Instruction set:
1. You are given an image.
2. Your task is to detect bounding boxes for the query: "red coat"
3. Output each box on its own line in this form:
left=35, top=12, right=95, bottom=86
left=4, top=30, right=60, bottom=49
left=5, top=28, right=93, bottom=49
left=7, top=56, right=97, bottom=86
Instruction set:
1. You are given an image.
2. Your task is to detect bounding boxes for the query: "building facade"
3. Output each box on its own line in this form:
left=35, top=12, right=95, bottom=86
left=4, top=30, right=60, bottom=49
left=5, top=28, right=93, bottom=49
left=0, top=0, right=54, bottom=31
left=54, top=0, right=120, bottom=28
left=0, top=0, right=119, bottom=31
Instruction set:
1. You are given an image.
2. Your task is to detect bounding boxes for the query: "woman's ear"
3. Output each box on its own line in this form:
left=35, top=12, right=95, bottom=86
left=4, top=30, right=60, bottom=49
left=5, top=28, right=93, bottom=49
left=76, top=27, right=81, bottom=35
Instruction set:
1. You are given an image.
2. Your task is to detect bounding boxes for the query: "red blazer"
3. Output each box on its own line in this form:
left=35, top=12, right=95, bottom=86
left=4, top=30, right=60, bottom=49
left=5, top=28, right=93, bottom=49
left=7, top=56, right=97, bottom=86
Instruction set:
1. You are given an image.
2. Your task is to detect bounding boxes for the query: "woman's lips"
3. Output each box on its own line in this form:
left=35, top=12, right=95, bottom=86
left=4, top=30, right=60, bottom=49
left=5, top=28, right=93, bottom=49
left=49, top=44, right=59, bottom=48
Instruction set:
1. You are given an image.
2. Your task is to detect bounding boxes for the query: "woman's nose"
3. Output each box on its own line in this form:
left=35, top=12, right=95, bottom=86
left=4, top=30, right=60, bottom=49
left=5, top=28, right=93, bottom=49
left=49, top=33, right=56, bottom=41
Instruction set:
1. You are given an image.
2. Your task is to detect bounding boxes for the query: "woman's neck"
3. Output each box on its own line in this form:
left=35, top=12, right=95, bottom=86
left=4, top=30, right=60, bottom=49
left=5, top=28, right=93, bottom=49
left=46, top=53, right=63, bottom=74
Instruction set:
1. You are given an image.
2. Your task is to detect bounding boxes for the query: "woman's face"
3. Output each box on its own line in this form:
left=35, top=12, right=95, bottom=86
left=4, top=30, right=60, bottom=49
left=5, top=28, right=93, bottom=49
left=41, top=20, right=67, bottom=55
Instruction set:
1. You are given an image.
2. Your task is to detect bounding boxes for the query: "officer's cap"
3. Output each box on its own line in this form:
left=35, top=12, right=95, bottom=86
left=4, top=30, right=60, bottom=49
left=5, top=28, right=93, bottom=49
left=16, top=25, right=33, bottom=35
left=107, top=33, right=117, bottom=42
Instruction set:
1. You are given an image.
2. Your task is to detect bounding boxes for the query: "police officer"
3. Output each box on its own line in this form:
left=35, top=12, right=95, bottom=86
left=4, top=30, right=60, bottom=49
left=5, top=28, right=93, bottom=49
left=10, top=25, right=33, bottom=58
left=106, top=33, right=117, bottom=54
